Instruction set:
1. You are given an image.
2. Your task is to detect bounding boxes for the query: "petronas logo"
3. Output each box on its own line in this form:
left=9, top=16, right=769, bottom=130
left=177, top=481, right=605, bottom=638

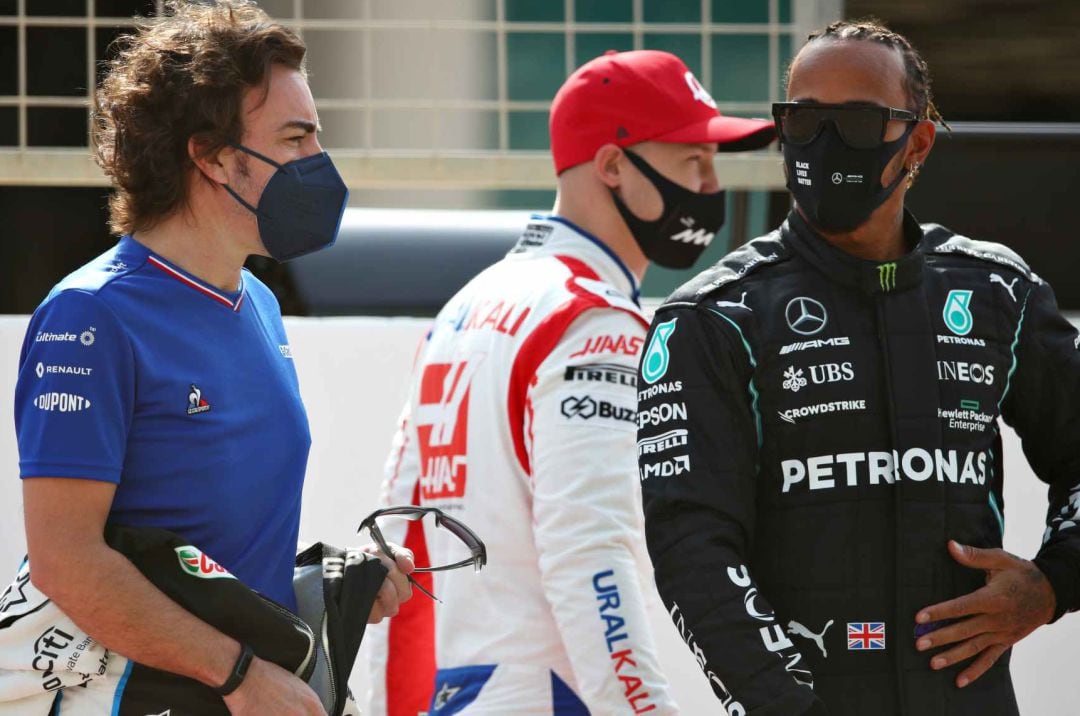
left=943, top=290, right=974, bottom=336
left=878, top=262, right=897, bottom=292
left=642, top=318, right=678, bottom=385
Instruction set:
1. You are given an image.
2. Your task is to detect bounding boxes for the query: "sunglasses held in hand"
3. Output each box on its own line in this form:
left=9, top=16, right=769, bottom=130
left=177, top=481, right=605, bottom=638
left=357, top=505, right=487, bottom=603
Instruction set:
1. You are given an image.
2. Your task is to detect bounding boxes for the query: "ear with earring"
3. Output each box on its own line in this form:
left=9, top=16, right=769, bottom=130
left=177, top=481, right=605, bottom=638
left=906, top=161, right=921, bottom=188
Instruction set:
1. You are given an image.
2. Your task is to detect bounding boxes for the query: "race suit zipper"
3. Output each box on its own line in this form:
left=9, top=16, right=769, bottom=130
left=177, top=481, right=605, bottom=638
left=875, top=296, right=909, bottom=715
left=322, top=615, right=338, bottom=714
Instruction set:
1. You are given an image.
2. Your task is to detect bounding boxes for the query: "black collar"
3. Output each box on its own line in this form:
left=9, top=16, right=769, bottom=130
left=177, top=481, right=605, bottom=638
left=782, top=209, right=926, bottom=295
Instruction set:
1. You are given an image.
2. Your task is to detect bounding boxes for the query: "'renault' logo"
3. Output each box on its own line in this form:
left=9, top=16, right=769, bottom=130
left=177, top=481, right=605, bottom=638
left=174, top=547, right=234, bottom=580
left=187, top=384, right=211, bottom=415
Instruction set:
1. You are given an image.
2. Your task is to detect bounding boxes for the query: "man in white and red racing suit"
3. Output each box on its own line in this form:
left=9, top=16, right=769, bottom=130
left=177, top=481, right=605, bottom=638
left=374, top=216, right=673, bottom=715
left=366, top=49, right=775, bottom=715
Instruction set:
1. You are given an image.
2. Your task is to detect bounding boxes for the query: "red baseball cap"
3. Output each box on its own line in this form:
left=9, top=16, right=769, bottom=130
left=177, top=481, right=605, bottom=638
left=549, top=50, right=776, bottom=174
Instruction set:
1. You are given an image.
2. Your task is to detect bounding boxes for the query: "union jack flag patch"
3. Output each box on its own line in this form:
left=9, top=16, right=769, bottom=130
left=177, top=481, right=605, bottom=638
left=847, top=622, right=886, bottom=650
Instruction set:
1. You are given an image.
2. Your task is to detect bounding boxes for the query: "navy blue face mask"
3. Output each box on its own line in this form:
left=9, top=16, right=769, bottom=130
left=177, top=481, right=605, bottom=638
left=222, top=143, right=349, bottom=262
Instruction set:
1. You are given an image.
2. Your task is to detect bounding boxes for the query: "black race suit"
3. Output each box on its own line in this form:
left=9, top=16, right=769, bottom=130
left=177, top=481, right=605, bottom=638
left=637, top=209, right=1080, bottom=715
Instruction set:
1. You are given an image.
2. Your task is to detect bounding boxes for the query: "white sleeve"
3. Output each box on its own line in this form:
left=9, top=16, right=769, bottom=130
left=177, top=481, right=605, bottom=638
left=366, top=359, right=433, bottom=716
left=380, top=397, right=423, bottom=513
left=529, top=309, right=680, bottom=714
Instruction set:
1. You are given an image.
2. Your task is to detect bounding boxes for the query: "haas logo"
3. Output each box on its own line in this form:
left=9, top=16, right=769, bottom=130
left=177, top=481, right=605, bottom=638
left=415, top=358, right=485, bottom=501
left=683, top=71, right=717, bottom=109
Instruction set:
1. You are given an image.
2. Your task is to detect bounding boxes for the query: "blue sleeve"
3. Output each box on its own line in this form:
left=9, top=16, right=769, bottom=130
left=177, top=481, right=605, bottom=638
left=15, top=290, right=135, bottom=483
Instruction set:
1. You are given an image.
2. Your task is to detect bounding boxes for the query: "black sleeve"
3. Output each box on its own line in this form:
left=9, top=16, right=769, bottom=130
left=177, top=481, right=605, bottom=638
left=637, top=305, right=826, bottom=715
left=1001, top=280, right=1080, bottom=621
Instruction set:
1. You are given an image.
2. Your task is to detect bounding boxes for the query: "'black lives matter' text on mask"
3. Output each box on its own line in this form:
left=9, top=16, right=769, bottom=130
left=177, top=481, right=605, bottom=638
left=610, top=149, right=726, bottom=270
left=783, top=122, right=914, bottom=234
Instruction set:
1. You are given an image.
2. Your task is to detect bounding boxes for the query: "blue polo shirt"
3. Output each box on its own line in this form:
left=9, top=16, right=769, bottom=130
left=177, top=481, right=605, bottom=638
left=15, top=236, right=310, bottom=610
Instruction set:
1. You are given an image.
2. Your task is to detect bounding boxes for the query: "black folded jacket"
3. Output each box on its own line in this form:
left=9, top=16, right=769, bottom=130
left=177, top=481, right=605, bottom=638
left=103, top=525, right=387, bottom=716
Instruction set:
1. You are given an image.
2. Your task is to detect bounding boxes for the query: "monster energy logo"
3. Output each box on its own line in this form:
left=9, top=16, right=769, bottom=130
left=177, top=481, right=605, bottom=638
left=877, top=263, right=897, bottom=291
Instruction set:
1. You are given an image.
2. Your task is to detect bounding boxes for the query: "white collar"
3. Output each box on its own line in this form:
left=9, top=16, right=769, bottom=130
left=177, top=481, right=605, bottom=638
left=513, top=215, right=641, bottom=305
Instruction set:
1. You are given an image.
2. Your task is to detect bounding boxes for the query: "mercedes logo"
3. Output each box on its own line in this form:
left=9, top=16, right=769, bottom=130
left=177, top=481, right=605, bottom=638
left=785, top=297, right=828, bottom=335
left=831, top=172, right=843, bottom=185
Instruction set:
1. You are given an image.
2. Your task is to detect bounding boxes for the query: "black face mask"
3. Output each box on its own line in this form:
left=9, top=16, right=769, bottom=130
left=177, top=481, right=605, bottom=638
left=610, top=149, right=726, bottom=270
left=782, top=122, right=914, bottom=234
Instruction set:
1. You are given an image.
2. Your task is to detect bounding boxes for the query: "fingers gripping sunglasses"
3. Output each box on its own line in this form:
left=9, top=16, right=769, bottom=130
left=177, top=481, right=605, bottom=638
left=357, top=505, right=487, bottom=602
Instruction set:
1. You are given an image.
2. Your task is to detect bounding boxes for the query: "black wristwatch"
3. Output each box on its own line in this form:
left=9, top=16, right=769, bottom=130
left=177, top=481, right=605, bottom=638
left=214, top=644, right=255, bottom=696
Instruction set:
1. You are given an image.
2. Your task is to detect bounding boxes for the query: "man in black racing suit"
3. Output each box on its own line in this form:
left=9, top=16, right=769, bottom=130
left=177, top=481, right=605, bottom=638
left=636, top=19, right=1080, bottom=716
left=638, top=208, right=1080, bottom=715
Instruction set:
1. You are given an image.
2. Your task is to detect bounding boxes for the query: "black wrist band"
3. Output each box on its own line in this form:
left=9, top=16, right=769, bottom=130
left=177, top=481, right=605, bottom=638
left=214, top=644, right=254, bottom=696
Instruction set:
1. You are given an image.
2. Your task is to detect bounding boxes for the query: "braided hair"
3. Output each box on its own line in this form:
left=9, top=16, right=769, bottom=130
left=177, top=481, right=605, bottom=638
left=798, top=18, right=950, bottom=129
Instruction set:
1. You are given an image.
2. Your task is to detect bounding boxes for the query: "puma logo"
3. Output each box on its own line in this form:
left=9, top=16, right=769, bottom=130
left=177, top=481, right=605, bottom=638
left=715, top=292, right=752, bottom=312
left=787, top=619, right=834, bottom=658
left=989, top=273, right=1018, bottom=302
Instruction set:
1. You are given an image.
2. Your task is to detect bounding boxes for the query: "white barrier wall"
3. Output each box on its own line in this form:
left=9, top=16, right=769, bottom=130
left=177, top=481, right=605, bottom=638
left=1, top=315, right=1078, bottom=714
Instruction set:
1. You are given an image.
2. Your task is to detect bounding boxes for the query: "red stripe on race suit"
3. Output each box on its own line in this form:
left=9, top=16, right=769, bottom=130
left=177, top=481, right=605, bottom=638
left=386, top=480, right=436, bottom=716
left=555, top=255, right=600, bottom=283
left=557, top=256, right=647, bottom=332
left=506, top=255, right=647, bottom=475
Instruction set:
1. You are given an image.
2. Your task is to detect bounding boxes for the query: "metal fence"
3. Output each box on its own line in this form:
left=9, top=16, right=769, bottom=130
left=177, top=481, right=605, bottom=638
left=0, top=0, right=843, bottom=189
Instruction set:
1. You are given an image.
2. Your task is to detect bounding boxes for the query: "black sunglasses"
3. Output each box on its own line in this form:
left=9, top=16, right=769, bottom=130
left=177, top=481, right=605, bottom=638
left=357, top=505, right=487, bottom=602
left=772, top=102, right=919, bottom=150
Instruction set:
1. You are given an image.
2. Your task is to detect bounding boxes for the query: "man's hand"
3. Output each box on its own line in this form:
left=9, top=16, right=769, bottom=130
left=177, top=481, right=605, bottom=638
left=915, top=540, right=1056, bottom=688
left=223, top=656, right=326, bottom=715
left=361, top=543, right=416, bottom=623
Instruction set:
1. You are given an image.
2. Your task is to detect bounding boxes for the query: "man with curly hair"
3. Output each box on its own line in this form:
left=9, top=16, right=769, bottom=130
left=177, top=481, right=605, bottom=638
left=12, top=2, right=411, bottom=713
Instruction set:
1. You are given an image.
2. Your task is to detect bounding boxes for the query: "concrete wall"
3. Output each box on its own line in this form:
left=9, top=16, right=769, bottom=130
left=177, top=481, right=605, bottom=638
left=1, top=315, right=1077, bottom=713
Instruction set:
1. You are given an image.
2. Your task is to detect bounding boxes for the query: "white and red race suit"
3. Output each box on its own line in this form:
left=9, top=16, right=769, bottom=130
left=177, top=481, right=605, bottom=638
left=367, top=216, right=679, bottom=715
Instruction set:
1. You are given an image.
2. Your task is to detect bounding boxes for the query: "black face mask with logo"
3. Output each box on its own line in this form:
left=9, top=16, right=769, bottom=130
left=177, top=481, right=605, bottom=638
left=610, top=149, right=726, bottom=270
left=783, top=122, right=914, bottom=234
